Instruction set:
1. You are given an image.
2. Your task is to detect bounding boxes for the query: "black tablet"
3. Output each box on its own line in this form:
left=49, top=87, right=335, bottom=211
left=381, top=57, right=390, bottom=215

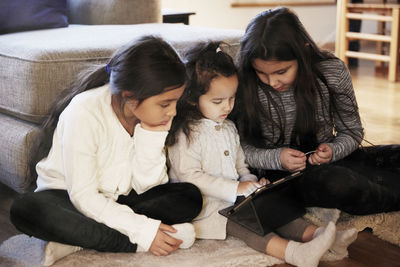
left=229, top=171, right=302, bottom=215
left=218, top=171, right=304, bottom=236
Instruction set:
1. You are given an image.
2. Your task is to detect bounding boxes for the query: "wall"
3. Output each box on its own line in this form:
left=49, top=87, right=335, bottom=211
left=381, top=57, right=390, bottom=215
left=161, top=0, right=337, bottom=45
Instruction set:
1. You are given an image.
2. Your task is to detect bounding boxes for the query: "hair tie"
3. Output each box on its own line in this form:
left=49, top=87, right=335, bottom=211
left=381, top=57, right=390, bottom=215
left=216, top=47, right=222, bottom=53
left=105, top=64, right=111, bottom=75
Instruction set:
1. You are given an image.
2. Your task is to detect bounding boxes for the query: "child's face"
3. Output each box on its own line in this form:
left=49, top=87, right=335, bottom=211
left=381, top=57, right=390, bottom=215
left=252, top=59, right=298, bottom=92
left=198, top=74, right=238, bottom=123
left=124, top=85, right=185, bottom=128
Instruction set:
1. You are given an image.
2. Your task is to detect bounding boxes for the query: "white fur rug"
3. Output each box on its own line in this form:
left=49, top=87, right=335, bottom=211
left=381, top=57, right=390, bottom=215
left=305, top=208, right=400, bottom=246
left=0, top=235, right=284, bottom=267
left=1, top=208, right=399, bottom=267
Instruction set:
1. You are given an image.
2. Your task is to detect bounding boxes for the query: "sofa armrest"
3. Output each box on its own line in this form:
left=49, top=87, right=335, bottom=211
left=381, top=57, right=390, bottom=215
left=67, top=0, right=161, bottom=25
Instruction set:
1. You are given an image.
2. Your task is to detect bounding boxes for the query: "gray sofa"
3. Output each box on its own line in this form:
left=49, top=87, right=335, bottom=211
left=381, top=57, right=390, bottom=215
left=0, top=0, right=244, bottom=193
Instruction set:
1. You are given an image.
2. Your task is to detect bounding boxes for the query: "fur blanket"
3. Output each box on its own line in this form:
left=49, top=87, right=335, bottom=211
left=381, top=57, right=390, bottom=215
left=305, top=208, right=400, bottom=246
left=1, top=208, right=399, bottom=267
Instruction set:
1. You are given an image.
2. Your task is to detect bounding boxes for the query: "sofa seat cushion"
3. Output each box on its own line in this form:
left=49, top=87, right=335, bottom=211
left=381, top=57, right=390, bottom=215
left=0, top=24, right=243, bottom=123
left=0, top=113, right=40, bottom=193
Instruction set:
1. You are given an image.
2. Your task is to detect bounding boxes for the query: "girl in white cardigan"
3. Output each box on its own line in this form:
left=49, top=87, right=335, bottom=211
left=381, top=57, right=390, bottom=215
left=166, top=42, right=356, bottom=267
left=10, top=36, right=202, bottom=266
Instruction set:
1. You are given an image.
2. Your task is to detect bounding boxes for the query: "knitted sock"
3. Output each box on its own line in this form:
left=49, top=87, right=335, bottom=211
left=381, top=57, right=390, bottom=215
left=43, top=241, right=82, bottom=266
left=136, top=245, right=146, bottom=252
left=314, top=227, right=358, bottom=261
left=166, top=223, right=196, bottom=249
left=285, top=221, right=336, bottom=267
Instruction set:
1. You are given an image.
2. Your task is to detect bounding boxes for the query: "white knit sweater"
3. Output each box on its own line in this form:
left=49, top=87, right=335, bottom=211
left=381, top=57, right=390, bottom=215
left=168, top=119, right=257, bottom=239
left=35, top=84, right=168, bottom=251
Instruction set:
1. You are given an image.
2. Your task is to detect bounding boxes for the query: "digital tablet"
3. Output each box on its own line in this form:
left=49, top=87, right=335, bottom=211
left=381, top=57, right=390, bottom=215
left=229, top=171, right=303, bottom=215
left=218, top=171, right=305, bottom=235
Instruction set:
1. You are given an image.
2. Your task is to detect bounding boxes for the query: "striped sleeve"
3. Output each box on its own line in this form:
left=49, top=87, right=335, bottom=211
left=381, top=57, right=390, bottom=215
left=321, top=60, right=364, bottom=161
left=242, top=143, right=284, bottom=170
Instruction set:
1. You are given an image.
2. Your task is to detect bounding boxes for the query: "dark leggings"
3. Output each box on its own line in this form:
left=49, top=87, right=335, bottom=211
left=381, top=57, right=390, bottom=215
left=227, top=218, right=310, bottom=253
left=261, top=145, right=400, bottom=215
left=10, top=182, right=202, bottom=252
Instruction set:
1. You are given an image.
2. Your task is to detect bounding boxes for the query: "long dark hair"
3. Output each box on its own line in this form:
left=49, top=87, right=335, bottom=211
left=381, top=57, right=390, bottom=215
left=166, top=41, right=237, bottom=146
left=235, top=7, right=362, bottom=151
left=31, top=36, right=186, bottom=177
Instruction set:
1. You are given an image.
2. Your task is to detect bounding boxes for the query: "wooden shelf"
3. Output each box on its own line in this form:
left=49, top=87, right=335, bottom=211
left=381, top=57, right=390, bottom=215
left=346, top=32, right=392, bottom=42
left=345, top=51, right=391, bottom=62
left=346, top=13, right=393, bottom=21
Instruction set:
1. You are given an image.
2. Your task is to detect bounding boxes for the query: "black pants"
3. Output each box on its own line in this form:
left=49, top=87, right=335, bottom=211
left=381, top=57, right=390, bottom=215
left=257, top=145, right=400, bottom=215
left=10, top=182, right=202, bottom=252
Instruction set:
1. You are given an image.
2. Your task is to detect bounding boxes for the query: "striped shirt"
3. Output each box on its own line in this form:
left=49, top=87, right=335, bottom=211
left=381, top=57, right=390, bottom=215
left=243, top=59, right=364, bottom=170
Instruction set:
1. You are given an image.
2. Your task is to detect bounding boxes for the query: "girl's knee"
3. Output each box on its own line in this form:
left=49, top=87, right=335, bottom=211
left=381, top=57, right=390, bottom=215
left=304, top=166, right=361, bottom=198
left=152, top=182, right=203, bottom=221
left=171, top=182, right=202, bottom=204
left=10, top=193, right=34, bottom=217
left=179, top=182, right=203, bottom=217
left=10, top=191, right=61, bottom=226
left=10, top=193, right=39, bottom=233
left=184, top=182, right=202, bottom=198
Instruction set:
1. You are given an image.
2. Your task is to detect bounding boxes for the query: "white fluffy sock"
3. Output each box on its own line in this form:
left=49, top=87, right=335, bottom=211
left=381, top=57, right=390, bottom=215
left=136, top=245, right=146, bottom=252
left=166, top=223, right=195, bottom=249
left=43, top=241, right=82, bottom=266
left=315, top=227, right=358, bottom=261
left=285, top=221, right=336, bottom=267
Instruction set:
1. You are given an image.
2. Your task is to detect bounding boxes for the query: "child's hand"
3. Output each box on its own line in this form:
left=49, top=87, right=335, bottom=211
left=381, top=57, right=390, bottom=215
left=280, top=148, right=307, bottom=172
left=141, top=117, right=173, bottom=132
left=308, top=143, right=332, bottom=165
left=149, top=223, right=182, bottom=256
left=237, top=181, right=262, bottom=197
left=258, top=177, right=270, bottom=186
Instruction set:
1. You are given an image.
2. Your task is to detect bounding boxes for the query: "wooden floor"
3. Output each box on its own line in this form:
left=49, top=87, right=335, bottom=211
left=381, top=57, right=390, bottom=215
left=1, top=60, right=400, bottom=266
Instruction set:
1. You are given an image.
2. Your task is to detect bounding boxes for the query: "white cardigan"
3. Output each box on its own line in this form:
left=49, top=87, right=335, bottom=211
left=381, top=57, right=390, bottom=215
left=35, top=85, right=168, bottom=251
left=168, top=119, right=257, bottom=239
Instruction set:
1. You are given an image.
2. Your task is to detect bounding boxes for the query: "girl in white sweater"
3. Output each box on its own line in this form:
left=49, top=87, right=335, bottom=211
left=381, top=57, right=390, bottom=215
left=166, top=42, right=357, bottom=267
left=10, top=36, right=202, bottom=266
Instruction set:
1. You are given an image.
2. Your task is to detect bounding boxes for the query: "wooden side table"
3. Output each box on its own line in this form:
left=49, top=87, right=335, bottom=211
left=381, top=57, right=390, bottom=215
left=162, top=9, right=196, bottom=25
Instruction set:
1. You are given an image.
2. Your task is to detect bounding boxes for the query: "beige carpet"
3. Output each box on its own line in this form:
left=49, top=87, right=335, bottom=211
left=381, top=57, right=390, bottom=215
left=0, top=235, right=284, bottom=267
left=1, top=208, right=399, bottom=267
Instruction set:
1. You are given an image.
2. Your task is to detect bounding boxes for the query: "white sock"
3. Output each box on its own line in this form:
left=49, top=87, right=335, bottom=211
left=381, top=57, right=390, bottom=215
left=315, top=227, right=358, bottom=261
left=136, top=245, right=146, bottom=252
left=285, top=221, right=336, bottom=267
left=43, top=241, right=82, bottom=266
left=165, top=223, right=195, bottom=249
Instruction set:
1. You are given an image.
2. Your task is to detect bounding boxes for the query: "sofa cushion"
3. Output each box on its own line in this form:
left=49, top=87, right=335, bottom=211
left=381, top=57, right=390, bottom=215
left=67, top=0, right=162, bottom=25
left=0, top=23, right=243, bottom=123
left=0, top=0, right=68, bottom=34
left=0, top=113, right=40, bottom=193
